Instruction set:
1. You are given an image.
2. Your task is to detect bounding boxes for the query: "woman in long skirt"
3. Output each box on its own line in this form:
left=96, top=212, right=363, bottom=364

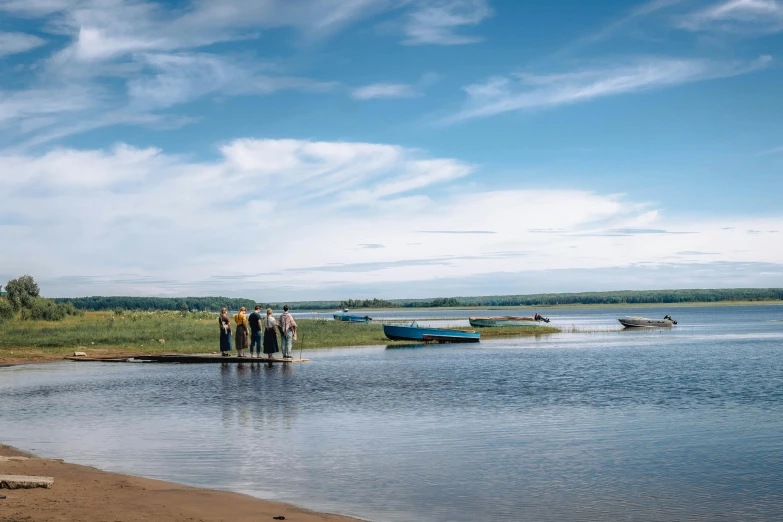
left=234, top=306, right=250, bottom=358
left=263, top=308, right=279, bottom=359
left=219, top=307, right=232, bottom=356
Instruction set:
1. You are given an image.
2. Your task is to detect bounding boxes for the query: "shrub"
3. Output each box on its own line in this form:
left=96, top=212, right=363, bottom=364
left=114, top=307, right=124, bottom=316
left=0, top=299, right=13, bottom=322
left=20, top=297, right=67, bottom=321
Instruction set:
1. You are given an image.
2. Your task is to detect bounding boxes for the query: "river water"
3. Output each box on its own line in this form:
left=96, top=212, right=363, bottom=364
left=2, top=305, right=782, bottom=521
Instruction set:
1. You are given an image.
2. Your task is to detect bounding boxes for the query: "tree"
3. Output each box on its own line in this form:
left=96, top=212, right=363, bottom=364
left=5, top=275, right=40, bottom=312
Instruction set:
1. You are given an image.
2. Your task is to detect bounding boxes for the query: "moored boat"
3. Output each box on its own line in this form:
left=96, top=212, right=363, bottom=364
left=618, top=315, right=677, bottom=328
left=334, top=313, right=372, bottom=323
left=383, top=323, right=480, bottom=343
left=469, top=313, right=550, bottom=327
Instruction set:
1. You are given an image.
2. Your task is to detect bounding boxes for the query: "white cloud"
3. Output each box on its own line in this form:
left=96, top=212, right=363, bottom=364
left=445, top=55, right=772, bottom=122
left=351, top=83, right=420, bottom=99
left=1, top=138, right=781, bottom=298
left=679, top=0, right=783, bottom=33
left=0, top=31, right=46, bottom=56
left=403, top=0, right=492, bottom=45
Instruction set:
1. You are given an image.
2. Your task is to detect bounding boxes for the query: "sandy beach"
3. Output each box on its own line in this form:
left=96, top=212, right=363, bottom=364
left=0, top=445, right=361, bottom=522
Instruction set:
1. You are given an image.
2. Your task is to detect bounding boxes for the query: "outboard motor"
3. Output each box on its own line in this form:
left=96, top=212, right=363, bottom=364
left=535, top=313, right=550, bottom=323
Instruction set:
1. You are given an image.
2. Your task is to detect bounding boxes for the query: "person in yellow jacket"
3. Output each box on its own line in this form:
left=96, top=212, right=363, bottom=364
left=234, top=307, right=250, bottom=358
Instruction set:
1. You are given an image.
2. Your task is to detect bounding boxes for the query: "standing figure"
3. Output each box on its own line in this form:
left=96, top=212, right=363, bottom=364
left=219, top=307, right=232, bottom=356
left=278, top=305, right=297, bottom=360
left=234, top=306, right=250, bottom=358
left=248, top=304, right=264, bottom=358
left=263, top=308, right=279, bottom=360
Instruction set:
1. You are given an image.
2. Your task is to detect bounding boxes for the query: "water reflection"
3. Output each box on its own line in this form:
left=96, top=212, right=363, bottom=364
left=217, top=362, right=299, bottom=433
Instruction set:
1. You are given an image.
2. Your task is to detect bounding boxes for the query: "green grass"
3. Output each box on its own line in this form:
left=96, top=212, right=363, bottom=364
left=0, top=311, right=560, bottom=359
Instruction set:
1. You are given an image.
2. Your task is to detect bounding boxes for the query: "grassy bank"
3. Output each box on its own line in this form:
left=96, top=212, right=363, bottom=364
left=0, top=311, right=560, bottom=361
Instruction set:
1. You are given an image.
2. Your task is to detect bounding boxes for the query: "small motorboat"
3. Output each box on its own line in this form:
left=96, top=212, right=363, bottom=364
left=618, top=315, right=677, bottom=328
left=334, top=313, right=372, bottom=323
left=383, top=323, right=480, bottom=343
left=469, top=313, right=550, bottom=327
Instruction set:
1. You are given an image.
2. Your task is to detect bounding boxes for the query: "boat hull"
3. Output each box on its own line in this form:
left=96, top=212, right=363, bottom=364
left=618, top=317, right=675, bottom=328
left=469, top=317, right=541, bottom=327
left=383, top=324, right=480, bottom=343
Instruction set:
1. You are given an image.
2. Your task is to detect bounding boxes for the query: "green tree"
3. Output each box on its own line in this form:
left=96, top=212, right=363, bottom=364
left=5, top=275, right=40, bottom=312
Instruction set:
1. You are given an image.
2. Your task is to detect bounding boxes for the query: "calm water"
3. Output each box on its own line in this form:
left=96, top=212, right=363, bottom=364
left=2, top=305, right=783, bottom=521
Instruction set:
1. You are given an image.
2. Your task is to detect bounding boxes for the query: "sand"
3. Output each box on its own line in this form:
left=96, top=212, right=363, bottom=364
left=0, top=445, right=362, bottom=522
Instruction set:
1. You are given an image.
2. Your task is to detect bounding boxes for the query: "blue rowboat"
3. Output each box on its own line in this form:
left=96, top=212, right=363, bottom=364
left=333, top=313, right=372, bottom=323
left=383, top=323, right=480, bottom=343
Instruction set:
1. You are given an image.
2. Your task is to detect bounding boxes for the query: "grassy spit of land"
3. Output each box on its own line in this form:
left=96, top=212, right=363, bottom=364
left=0, top=311, right=560, bottom=363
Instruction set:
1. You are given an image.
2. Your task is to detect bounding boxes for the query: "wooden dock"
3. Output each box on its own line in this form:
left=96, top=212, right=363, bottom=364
left=65, top=354, right=309, bottom=364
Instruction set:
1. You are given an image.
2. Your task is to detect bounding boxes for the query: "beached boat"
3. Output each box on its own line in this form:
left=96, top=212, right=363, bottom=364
left=333, top=313, right=372, bottom=323
left=383, top=323, right=480, bottom=343
left=469, top=313, right=550, bottom=327
left=618, top=315, right=677, bottom=328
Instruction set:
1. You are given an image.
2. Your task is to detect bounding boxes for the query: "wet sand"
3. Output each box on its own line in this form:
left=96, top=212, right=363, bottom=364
left=0, top=445, right=362, bottom=522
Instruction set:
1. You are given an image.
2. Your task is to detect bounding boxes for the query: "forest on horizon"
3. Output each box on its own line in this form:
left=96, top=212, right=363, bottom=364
left=50, top=288, right=783, bottom=312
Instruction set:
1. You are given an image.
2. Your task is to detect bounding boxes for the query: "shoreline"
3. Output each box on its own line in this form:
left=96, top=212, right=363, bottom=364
left=0, top=444, right=363, bottom=522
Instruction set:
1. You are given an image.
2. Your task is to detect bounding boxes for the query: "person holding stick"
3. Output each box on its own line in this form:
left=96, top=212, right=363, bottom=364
left=278, top=305, right=297, bottom=360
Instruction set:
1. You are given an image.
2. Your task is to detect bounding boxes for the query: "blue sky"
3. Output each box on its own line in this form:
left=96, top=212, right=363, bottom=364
left=1, top=0, right=782, bottom=299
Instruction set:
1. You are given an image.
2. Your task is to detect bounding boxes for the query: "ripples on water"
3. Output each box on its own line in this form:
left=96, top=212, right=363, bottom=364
left=2, top=305, right=783, bottom=521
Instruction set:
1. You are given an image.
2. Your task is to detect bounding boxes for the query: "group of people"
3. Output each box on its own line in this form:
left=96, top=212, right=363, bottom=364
left=219, top=304, right=298, bottom=359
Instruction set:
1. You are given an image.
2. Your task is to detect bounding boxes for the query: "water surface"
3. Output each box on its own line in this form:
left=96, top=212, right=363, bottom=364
left=2, top=305, right=782, bottom=521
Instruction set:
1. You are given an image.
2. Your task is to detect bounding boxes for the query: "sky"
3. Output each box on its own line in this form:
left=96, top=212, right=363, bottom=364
left=0, top=0, right=782, bottom=300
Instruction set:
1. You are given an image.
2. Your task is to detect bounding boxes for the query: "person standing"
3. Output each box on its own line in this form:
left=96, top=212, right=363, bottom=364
left=248, top=305, right=264, bottom=358
left=278, top=305, right=297, bottom=360
left=234, top=306, right=250, bottom=358
left=219, top=307, right=232, bottom=356
left=263, top=308, right=279, bottom=360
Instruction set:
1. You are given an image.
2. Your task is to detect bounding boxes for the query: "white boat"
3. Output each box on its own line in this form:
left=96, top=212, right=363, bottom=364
left=618, top=315, right=677, bottom=328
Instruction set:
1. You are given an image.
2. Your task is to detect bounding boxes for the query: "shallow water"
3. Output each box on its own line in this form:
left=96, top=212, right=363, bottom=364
left=2, top=305, right=783, bottom=521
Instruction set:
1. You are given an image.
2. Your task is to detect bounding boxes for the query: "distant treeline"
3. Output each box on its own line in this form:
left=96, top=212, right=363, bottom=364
left=54, top=288, right=783, bottom=312
left=453, top=288, right=783, bottom=307
left=339, top=297, right=461, bottom=309
left=53, top=296, right=260, bottom=312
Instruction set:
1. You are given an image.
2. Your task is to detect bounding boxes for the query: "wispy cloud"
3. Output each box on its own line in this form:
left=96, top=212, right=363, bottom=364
left=569, top=0, right=683, bottom=48
left=351, top=83, right=420, bottom=99
left=678, top=0, right=783, bottom=34
left=445, top=55, right=772, bottom=123
left=0, top=31, right=46, bottom=56
left=0, top=0, right=393, bottom=148
left=755, top=144, right=783, bottom=156
left=402, top=0, right=492, bottom=45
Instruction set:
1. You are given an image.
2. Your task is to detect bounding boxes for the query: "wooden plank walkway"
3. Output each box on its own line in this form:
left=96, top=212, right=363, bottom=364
left=65, top=354, right=309, bottom=364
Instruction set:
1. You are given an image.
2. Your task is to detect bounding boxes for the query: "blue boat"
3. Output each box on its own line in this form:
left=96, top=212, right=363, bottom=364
left=333, top=313, right=372, bottom=323
left=383, top=323, right=480, bottom=343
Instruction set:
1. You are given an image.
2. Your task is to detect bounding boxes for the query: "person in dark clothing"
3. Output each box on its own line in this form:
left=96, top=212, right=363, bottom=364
left=248, top=304, right=264, bottom=358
